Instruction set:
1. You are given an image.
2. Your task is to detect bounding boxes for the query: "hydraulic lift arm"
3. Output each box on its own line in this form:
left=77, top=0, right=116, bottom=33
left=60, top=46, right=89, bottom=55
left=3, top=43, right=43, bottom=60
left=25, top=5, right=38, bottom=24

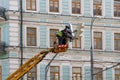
left=6, top=45, right=68, bottom=80
left=6, top=48, right=55, bottom=80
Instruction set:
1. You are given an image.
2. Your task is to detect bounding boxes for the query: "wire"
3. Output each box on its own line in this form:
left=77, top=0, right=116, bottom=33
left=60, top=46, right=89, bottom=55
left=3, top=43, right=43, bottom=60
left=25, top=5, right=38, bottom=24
left=45, top=53, right=58, bottom=80
left=94, top=62, right=120, bottom=75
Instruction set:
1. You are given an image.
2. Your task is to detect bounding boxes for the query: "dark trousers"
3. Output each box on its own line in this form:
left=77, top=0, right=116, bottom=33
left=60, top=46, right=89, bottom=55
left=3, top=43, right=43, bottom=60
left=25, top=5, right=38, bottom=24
left=58, top=37, right=67, bottom=45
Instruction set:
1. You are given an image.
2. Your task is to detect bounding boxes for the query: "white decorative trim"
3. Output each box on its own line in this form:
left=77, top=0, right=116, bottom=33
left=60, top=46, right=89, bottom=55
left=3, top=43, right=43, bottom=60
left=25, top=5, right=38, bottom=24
left=93, top=29, right=105, bottom=51
left=24, top=25, right=40, bottom=47
left=47, top=0, right=62, bottom=14
left=24, top=0, right=39, bottom=12
left=70, top=0, right=84, bottom=16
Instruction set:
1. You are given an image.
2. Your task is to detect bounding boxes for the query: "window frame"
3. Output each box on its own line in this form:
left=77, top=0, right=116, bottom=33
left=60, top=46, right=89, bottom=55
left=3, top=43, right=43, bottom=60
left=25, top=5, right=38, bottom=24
left=0, top=28, right=1, bottom=42
left=26, top=27, right=37, bottom=46
left=48, top=0, right=61, bottom=14
left=25, top=26, right=39, bottom=47
left=50, top=66, right=60, bottom=80
left=49, top=29, right=59, bottom=47
left=94, top=67, right=103, bottom=80
left=27, top=66, right=37, bottom=80
left=114, top=0, right=120, bottom=17
left=72, top=67, right=82, bottom=80
left=115, top=68, right=120, bottom=80
left=71, top=0, right=81, bottom=14
left=93, top=0, right=102, bottom=16
left=25, top=0, right=39, bottom=12
left=93, top=31, right=102, bottom=49
left=114, top=33, right=120, bottom=50
left=72, top=37, right=81, bottom=48
left=70, top=0, right=84, bottom=16
left=0, top=66, right=2, bottom=80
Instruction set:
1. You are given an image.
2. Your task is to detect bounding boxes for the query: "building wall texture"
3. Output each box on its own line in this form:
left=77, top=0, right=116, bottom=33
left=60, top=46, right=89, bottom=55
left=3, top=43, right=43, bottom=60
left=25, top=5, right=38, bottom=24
left=0, top=0, right=120, bottom=80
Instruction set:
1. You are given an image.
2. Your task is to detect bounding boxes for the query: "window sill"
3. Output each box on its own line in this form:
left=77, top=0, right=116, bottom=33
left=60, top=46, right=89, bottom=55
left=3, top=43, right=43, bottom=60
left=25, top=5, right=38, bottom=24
left=113, top=50, right=120, bottom=53
left=25, top=9, right=39, bottom=13
left=48, top=12, right=61, bottom=15
left=113, top=16, right=120, bottom=19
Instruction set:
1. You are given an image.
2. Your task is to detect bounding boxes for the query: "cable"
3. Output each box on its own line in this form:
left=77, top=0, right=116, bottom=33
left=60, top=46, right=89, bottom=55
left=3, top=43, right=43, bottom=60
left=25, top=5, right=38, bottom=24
left=94, top=62, right=120, bottom=75
left=45, top=53, right=58, bottom=80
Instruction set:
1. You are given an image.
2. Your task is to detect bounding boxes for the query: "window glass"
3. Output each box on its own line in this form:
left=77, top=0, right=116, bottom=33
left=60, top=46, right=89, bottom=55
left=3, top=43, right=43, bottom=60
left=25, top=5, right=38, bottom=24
left=0, top=66, right=2, bottom=80
left=114, top=0, right=120, bottom=17
left=114, top=33, right=120, bottom=50
left=94, top=68, right=103, bottom=80
left=93, top=0, right=102, bottom=16
left=27, top=66, right=37, bottom=80
left=49, top=0, right=59, bottom=12
left=72, top=37, right=81, bottom=48
left=72, top=0, right=81, bottom=14
left=26, top=0, right=36, bottom=11
left=115, top=68, right=120, bottom=80
left=50, top=29, right=59, bottom=47
left=0, top=28, right=1, bottom=42
left=94, top=32, right=102, bottom=49
left=50, top=66, right=60, bottom=80
left=72, top=67, right=82, bottom=80
left=27, top=27, right=37, bottom=46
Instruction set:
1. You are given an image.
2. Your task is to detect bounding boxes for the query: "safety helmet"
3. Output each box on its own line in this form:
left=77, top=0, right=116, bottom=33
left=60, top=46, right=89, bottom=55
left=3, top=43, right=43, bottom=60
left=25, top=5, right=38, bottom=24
left=65, top=23, right=71, bottom=29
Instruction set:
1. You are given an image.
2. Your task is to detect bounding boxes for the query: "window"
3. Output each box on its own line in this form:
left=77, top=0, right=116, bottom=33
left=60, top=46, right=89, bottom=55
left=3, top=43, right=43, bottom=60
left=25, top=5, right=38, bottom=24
left=114, top=33, right=120, bottom=50
left=26, top=0, right=36, bottom=11
left=27, top=27, right=37, bottom=46
left=72, top=37, right=81, bottom=48
left=94, top=68, right=103, bottom=80
left=49, top=0, right=59, bottom=12
left=114, top=0, right=120, bottom=17
left=115, top=68, right=120, bottom=80
left=72, top=67, right=82, bottom=80
left=50, top=66, right=60, bottom=80
left=94, top=32, right=102, bottom=49
left=93, top=0, right=102, bottom=16
left=0, top=28, right=1, bottom=42
left=72, top=0, right=81, bottom=14
left=50, top=29, right=59, bottom=47
left=0, top=66, right=1, bottom=80
left=27, top=66, right=37, bottom=80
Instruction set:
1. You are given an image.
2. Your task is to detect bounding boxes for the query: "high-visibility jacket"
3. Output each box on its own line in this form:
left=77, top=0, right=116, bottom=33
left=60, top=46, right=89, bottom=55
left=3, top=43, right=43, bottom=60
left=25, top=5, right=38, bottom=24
left=56, top=31, right=63, bottom=37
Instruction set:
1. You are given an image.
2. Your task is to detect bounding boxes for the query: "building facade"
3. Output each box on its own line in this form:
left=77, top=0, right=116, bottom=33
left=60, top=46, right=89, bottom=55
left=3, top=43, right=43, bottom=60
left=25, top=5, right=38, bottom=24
left=0, top=0, right=120, bottom=80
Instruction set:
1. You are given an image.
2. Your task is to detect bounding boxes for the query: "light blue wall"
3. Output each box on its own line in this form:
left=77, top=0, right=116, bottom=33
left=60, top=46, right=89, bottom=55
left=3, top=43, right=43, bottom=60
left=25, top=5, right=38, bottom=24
left=106, top=69, right=113, bottom=80
left=39, top=0, right=47, bottom=13
left=84, top=66, right=91, bottom=80
left=62, top=0, right=70, bottom=15
left=105, top=0, right=112, bottom=18
left=84, top=0, right=91, bottom=16
left=1, top=23, right=9, bottom=46
left=2, top=60, right=9, bottom=80
left=84, top=29, right=91, bottom=50
left=62, top=65, right=70, bottom=80
left=0, top=0, right=9, bottom=9
left=40, top=64, right=46, bottom=80
left=40, top=26, right=47, bottom=48
left=105, top=30, right=112, bottom=51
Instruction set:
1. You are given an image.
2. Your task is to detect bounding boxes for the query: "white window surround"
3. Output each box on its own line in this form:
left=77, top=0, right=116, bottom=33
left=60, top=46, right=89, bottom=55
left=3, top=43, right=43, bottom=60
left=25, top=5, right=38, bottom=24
left=92, top=29, right=105, bottom=51
left=24, top=0, right=39, bottom=12
left=0, top=28, right=2, bottom=41
left=47, top=26, right=60, bottom=48
left=46, top=0, right=62, bottom=14
left=112, top=0, right=120, bottom=19
left=47, top=63, right=61, bottom=80
left=112, top=31, right=120, bottom=52
left=70, top=66, right=83, bottom=80
left=24, top=25, right=40, bottom=47
left=91, top=0, right=105, bottom=18
left=72, top=24, right=85, bottom=50
left=70, top=0, right=84, bottom=16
